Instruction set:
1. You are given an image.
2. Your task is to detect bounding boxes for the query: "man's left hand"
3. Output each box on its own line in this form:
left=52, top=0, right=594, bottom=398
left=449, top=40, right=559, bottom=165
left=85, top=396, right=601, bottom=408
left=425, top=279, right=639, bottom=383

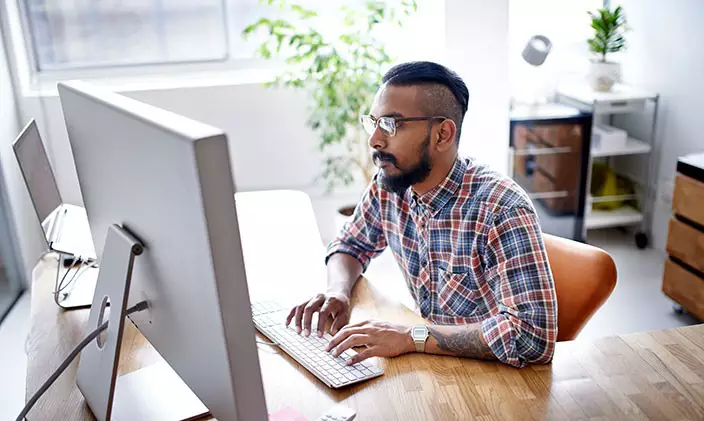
left=325, top=320, right=414, bottom=365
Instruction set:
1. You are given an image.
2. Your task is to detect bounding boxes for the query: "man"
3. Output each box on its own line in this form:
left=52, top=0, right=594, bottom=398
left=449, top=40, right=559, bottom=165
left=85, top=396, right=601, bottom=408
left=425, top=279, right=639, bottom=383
left=286, top=61, right=557, bottom=368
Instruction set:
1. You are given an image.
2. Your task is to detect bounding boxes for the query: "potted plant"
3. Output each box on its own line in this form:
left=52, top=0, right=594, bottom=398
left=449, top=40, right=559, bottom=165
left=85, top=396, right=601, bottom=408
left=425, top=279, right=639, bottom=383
left=587, top=5, right=628, bottom=92
left=243, top=0, right=417, bottom=231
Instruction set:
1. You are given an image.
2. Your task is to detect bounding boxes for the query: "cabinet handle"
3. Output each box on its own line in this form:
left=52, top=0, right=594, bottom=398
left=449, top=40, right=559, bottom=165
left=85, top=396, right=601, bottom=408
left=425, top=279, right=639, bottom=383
left=527, top=191, right=570, bottom=199
left=512, top=146, right=572, bottom=156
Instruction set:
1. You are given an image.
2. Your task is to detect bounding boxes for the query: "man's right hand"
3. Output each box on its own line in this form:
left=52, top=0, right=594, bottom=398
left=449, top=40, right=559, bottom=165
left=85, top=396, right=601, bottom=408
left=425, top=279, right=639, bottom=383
left=285, top=292, right=351, bottom=338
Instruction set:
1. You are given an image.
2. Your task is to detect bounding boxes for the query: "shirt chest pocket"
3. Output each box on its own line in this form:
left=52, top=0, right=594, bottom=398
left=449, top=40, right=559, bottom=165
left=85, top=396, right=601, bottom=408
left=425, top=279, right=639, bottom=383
left=436, top=267, right=479, bottom=318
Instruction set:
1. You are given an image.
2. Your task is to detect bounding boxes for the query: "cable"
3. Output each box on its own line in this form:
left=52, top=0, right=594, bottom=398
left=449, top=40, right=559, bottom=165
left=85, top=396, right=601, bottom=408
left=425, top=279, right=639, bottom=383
left=55, top=263, right=89, bottom=295
left=53, top=254, right=99, bottom=297
left=54, top=265, right=78, bottom=295
left=53, top=253, right=79, bottom=296
left=256, top=339, right=279, bottom=346
left=16, top=301, right=149, bottom=421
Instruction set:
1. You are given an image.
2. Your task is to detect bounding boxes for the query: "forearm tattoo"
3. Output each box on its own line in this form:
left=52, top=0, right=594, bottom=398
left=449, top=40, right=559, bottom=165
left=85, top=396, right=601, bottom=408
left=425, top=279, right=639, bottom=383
left=428, top=326, right=497, bottom=360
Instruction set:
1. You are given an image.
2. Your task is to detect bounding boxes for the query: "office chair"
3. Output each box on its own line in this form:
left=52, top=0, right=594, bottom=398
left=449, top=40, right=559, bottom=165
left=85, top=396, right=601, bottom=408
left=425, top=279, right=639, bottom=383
left=543, top=234, right=617, bottom=341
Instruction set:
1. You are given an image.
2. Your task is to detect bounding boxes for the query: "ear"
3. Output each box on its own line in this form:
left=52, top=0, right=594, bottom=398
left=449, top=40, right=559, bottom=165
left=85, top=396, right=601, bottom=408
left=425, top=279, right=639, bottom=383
left=434, top=119, right=457, bottom=152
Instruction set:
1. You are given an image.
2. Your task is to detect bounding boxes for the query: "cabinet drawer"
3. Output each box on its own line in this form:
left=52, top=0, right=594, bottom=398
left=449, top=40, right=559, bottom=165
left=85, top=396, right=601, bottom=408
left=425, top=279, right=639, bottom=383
left=531, top=170, right=577, bottom=213
left=673, top=174, right=704, bottom=226
left=667, top=218, right=704, bottom=272
left=593, top=99, right=646, bottom=115
left=662, top=259, right=704, bottom=320
left=534, top=124, right=582, bottom=149
left=536, top=152, right=580, bottom=186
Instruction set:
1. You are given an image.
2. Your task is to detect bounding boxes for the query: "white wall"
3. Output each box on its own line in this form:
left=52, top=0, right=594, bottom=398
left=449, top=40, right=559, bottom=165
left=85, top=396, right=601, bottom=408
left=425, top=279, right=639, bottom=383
left=614, top=0, right=704, bottom=251
left=445, top=0, right=509, bottom=175
left=1, top=32, right=44, bottom=283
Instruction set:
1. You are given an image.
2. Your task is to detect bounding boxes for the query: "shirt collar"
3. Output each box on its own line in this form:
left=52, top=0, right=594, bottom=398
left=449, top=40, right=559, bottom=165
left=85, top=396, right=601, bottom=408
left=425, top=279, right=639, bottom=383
left=409, top=157, right=466, bottom=215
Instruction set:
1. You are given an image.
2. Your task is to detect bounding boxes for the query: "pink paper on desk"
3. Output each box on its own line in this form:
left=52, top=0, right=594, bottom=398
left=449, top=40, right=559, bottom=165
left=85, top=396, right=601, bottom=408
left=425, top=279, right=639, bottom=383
left=269, top=406, right=309, bottom=421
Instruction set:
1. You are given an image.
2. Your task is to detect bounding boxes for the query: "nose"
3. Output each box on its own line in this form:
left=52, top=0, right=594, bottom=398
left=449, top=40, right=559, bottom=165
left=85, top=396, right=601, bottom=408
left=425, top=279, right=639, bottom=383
left=367, top=126, right=386, bottom=150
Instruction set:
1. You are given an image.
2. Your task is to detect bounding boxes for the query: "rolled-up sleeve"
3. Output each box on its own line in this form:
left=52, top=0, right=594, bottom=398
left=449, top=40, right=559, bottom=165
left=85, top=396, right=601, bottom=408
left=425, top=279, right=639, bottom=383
left=479, top=206, right=558, bottom=367
left=325, top=180, right=387, bottom=271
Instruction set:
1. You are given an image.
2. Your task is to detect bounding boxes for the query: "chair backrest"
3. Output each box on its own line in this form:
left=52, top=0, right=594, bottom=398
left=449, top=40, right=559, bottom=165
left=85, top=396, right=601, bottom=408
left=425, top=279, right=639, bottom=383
left=543, top=234, right=617, bottom=341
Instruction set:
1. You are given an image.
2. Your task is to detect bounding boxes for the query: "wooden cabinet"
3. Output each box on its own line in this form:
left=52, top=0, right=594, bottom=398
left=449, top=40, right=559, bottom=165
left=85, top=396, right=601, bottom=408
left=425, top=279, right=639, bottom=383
left=663, top=154, right=704, bottom=320
left=673, top=174, right=704, bottom=227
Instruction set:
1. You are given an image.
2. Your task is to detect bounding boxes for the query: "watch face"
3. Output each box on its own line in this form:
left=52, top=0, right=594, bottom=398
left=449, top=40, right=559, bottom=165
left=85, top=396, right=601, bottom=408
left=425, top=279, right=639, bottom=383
left=412, top=325, right=428, bottom=340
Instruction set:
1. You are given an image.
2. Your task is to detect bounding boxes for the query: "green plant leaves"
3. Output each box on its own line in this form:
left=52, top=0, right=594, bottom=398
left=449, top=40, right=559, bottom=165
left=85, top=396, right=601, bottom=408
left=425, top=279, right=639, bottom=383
left=242, top=0, right=417, bottom=191
left=586, top=5, right=627, bottom=60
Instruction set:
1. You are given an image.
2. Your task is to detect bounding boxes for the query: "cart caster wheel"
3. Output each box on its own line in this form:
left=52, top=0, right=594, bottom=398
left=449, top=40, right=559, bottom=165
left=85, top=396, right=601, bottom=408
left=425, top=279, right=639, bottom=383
left=673, top=304, right=685, bottom=315
left=635, top=232, right=649, bottom=249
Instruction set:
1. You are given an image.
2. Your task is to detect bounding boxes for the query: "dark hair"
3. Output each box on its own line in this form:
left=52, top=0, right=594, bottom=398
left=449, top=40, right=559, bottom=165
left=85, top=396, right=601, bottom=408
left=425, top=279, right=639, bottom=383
left=382, top=61, right=469, bottom=143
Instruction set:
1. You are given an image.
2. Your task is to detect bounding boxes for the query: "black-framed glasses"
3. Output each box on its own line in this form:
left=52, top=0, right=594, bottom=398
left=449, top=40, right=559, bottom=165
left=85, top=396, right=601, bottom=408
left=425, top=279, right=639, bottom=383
left=360, top=115, right=447, bottom=137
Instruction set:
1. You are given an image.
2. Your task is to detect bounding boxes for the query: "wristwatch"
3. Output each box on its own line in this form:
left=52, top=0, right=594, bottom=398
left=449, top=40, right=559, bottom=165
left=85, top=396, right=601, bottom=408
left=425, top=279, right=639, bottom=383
left=410, top=325, right=429, bottom=353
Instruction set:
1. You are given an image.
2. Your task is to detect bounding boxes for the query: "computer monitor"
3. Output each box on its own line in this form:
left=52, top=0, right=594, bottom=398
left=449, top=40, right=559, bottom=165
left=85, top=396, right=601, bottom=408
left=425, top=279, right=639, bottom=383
left=57, top=80, right=268, bottom=420
left=13, top=119, right=97, bottom=309
left=12, top=119, right=95, bottom=258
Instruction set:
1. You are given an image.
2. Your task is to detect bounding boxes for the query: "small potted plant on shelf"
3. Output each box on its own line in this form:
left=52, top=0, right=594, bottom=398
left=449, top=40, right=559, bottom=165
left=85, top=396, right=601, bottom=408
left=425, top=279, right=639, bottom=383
left=587, top=5, right=628, bottom=92
left=243, top=0, right=417, bottom=231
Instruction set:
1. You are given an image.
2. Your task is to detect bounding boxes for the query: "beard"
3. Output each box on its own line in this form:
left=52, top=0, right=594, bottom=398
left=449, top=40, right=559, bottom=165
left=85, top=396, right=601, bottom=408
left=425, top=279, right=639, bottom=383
left=372, top=133, right=432, bottom=195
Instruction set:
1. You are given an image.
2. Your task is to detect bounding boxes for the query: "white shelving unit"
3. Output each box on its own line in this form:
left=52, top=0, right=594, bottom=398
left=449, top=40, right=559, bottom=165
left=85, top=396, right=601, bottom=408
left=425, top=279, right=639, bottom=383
left=586, top=206, right=643, bottom=230
left=557, top=83, right=660, bottom=248
left=591, top=136, right=651, bottom=158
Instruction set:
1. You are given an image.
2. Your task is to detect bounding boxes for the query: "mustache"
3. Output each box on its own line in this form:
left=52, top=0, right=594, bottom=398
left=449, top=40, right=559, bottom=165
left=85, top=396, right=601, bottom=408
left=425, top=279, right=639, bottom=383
left=371, top=150, right=397, bottom=165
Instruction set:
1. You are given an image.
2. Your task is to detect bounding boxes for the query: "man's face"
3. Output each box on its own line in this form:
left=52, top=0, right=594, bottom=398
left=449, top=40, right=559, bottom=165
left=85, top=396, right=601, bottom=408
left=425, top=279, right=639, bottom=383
left=367, top=84, right=436, bottom=194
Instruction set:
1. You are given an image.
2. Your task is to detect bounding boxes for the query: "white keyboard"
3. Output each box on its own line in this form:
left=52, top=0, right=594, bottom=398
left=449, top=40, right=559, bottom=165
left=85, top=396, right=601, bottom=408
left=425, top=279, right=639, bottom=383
left=251, top=301, right=384, bottom=388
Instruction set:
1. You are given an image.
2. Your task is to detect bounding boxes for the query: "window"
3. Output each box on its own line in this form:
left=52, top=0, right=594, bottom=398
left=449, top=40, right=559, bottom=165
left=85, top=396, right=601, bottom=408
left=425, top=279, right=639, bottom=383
left=23, top=0, right=229, bottom=71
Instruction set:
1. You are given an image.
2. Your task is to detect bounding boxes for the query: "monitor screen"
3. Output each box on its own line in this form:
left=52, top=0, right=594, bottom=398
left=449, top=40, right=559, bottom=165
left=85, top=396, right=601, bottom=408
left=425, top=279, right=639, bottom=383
left=13, top=120, right=63, bottom=225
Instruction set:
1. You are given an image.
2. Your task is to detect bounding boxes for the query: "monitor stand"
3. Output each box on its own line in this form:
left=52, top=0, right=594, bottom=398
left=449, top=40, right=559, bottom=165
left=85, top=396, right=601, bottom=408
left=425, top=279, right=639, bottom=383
left=75, top=224, right=209, bottom=421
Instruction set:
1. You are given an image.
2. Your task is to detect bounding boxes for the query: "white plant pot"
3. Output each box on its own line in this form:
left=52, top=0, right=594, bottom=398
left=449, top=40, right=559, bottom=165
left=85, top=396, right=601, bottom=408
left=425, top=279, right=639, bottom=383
left=588, top=61, right=621, bottom=92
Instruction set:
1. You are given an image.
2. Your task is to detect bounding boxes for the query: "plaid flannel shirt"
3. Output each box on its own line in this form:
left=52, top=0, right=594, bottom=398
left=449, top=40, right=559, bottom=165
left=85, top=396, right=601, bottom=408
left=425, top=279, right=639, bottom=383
left=326, top=157, right=557, bottom=367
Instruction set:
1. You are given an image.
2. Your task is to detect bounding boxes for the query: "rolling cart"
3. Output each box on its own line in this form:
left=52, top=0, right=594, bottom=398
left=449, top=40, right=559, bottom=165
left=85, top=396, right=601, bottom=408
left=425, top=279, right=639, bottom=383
left=556, top=84, right=660, bottom=249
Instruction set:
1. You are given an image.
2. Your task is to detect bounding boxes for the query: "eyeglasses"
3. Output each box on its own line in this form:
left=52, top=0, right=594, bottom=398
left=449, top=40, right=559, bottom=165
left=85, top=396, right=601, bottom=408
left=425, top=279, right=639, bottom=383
left=359, top=115, right=447, bottom=137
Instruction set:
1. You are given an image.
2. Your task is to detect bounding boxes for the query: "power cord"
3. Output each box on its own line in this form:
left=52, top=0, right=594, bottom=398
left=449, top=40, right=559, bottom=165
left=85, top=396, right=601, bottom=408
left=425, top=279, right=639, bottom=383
left=53, top=253, right=77, bottom=295
left=53, top=253, right=98, bottom=297
left=16, top=300, right=149, bottom=421
left=55, top=264, right=89, bottom=295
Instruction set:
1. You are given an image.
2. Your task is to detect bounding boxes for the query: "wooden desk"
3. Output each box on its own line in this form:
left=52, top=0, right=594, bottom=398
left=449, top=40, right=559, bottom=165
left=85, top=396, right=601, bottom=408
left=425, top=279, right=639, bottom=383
left=26, top=191, right=704, bottom=420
